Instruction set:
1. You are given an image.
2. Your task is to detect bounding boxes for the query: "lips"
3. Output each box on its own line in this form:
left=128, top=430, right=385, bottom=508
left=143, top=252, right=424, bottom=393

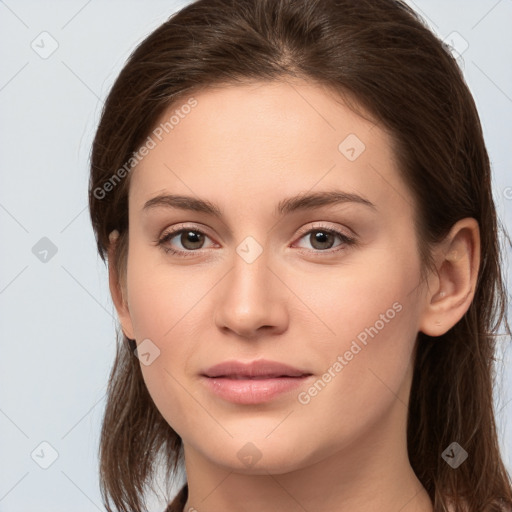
left=200, top=359, right=313, bottom=404
left=201, top=359, right=311, bottom=379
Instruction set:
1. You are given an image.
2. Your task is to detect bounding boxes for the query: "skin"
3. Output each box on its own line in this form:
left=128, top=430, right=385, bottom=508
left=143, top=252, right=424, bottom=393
left=108, top=79, right=480, bottom=512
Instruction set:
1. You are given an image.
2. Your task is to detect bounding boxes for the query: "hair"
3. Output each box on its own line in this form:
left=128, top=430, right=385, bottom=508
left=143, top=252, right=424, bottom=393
left=88, top=0, right=512, bottom=510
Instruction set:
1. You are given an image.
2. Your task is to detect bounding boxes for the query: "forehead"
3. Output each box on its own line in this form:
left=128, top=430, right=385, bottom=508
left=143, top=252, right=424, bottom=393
left=129, top=80, right=411, bottom=218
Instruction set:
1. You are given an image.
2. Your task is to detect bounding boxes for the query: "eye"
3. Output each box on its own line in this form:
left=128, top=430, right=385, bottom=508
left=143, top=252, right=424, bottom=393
left=157, top=226, right=215, bottom=256
left=293, top=225, right=356, bottom=254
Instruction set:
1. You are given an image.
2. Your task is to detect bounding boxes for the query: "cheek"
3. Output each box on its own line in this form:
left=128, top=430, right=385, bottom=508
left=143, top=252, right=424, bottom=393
left=125, top=241, right=207, bottom=340
left=288, top=244, right=420, bottom=422
left=290, top=298, right=418, bottom=458
left=124, top=248, right=218, bottom=434
left=286, top=234, right=420, bottom=347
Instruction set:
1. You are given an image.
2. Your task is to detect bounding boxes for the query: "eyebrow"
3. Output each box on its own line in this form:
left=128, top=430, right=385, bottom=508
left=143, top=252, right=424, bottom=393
left=142, top=190, right=377, bottom=217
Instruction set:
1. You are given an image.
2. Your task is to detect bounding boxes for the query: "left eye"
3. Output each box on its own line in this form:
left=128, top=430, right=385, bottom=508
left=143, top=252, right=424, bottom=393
left=158, top=229, right=215, bottom=254
left=294, top=228, right=355, bottom=252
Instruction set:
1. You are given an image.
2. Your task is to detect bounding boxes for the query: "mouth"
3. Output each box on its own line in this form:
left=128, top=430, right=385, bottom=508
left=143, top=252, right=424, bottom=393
left=200, top=359, right=313, bottom=404
left=201, top=359, right=311, bottom=379
left=210, top=374, right=308, bottom=379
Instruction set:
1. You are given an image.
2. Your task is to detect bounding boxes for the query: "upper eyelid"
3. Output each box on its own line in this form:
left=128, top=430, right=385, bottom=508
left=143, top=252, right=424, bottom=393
left=160, top=223, right=216, bottom=241
left=295, top=221, right=356, bottom=238
left=160, top=222, right=352, bottom=236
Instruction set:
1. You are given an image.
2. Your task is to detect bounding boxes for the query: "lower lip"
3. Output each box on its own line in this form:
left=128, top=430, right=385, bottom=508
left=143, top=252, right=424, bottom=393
left=201, top=376, right=311, bottom=404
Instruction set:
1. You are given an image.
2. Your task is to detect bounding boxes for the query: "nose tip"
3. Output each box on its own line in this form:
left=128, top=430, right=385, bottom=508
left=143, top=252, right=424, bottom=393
left=221, top=322, right=276, bottom=339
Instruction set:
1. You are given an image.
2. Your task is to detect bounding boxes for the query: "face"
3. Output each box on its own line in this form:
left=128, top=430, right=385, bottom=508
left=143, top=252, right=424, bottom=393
left=115, top=80, right=428, bottom=474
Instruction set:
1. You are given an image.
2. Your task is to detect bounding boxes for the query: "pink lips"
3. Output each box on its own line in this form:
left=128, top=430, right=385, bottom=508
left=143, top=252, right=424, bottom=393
left=200, top=359, right=313, bottom=404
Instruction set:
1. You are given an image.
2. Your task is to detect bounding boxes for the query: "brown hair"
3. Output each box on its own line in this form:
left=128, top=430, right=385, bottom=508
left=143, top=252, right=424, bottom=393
left=88, top=0, right=512, bottom=510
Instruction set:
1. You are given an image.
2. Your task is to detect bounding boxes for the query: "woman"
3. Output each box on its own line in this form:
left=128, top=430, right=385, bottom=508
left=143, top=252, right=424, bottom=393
left=88, top=0, right=512, bottom=510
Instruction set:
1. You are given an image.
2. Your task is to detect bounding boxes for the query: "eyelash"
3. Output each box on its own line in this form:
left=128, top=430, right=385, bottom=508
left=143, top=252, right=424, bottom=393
left=156, top=224, right=357, bottom=258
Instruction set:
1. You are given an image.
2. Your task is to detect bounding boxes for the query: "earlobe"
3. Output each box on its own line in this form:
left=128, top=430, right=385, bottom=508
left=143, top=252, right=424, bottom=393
left=107, top=230, right=135, bottom=340
left=419, top=218, right=480, bottom=337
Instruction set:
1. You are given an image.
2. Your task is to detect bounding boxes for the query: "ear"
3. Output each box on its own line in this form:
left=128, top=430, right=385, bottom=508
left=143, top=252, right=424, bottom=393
left=108, top=230, right=135, bottom=340
left=419, top=218, right=480, bottom=337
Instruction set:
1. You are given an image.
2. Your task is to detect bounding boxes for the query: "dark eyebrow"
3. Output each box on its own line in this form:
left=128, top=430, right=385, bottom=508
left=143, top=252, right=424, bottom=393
left=142, top=190, right=376, bottom=216
left=277, top=190, right=376, bottom=215
left=143, top=193, right=222, bottom=216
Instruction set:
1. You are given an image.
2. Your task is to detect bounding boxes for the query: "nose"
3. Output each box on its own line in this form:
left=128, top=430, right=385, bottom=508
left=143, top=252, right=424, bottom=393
left=214, top=244, right=289, bottom=340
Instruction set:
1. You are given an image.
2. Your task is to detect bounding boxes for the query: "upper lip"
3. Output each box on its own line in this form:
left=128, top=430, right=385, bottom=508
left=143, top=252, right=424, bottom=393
left=201, top=359, right=312, bottom=378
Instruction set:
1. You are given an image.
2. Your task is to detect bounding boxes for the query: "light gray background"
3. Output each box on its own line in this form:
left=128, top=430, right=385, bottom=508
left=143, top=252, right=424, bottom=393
left=0, top=1, right=511, bottom=511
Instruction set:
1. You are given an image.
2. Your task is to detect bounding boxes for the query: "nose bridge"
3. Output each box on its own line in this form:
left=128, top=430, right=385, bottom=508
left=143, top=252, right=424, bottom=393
left=235, top=236, right=268, bottom=292
left=214, top=235, right=287, bottom=337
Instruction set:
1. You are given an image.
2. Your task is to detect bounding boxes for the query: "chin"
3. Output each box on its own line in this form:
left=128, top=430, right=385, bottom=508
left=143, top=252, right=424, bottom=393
left=198, top=435, right=317, bottom=475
